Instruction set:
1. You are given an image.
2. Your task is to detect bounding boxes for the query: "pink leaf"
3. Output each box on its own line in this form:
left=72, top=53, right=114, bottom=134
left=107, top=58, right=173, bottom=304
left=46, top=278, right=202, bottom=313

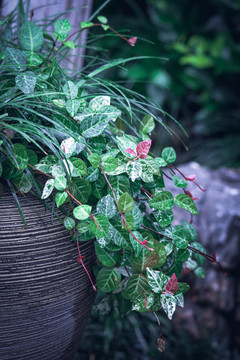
left=125, top=148, right=137, bottom=156
left=186, top=174, right=196, bottom=181
left=164, top=273, right=178, bottom=292
left=128, top=37, right=137, bottom=46
left=136, top=140, right=152, bottom=159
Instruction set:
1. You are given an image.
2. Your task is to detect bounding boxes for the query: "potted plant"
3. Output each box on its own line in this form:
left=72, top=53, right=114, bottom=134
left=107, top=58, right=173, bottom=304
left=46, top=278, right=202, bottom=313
left=0, top=2, right=219, bottom=359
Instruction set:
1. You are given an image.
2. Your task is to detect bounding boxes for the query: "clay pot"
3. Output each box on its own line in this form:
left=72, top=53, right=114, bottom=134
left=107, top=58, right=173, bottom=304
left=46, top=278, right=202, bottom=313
left=0, top=183, right=96, bottom=360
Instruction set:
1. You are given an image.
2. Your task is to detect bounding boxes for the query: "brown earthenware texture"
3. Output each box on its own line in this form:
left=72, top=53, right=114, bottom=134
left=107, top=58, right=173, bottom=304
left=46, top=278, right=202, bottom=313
left=0, top=184, right=96, bottom=360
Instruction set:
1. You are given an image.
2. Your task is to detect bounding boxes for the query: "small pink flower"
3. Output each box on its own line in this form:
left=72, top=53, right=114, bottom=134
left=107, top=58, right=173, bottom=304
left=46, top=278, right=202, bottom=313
left=128, top=37, right=137, bottom=46
left=186, top=174, right=196, bottom=181
left=141, top=240, right=148, bottom=245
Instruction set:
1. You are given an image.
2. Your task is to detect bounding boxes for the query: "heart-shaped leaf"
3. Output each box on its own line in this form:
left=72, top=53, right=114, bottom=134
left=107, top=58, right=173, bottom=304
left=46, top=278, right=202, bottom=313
left=73, top=205, right=92, bottom=220
left=118, top=192, right=134, bottom=213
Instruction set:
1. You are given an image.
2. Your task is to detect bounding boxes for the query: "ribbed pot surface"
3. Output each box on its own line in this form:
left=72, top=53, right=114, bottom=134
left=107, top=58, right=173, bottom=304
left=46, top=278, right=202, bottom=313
left=0, top=184, right=96, bottom=360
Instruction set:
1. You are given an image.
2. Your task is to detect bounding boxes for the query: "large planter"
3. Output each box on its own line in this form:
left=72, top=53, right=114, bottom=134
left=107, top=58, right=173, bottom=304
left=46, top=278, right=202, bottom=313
left=0, top=183, right=96, bottom=360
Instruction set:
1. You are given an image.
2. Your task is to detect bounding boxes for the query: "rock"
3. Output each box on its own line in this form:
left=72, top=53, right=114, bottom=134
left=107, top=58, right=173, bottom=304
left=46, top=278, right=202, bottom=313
left=165, top=162, right=240, bottom=355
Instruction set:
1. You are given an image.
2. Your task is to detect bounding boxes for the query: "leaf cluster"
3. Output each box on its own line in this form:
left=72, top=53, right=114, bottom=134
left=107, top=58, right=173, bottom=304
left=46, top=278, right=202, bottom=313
left=0, top=2, right=206, bottom=321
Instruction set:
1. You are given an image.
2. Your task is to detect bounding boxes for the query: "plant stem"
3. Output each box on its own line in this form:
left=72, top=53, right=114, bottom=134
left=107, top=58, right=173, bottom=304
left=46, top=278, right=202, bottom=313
left=75, top=229, right=97, bottom=291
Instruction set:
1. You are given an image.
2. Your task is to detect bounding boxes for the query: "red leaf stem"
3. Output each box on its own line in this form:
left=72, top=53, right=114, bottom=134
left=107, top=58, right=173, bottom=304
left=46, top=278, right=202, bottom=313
left=122, top=214, right=154, bottom=251
left=168, top=164, right=206, bottom=192
left=75, top=229, right=97, bottom=291
left=140, top=187, right=154, bottom=197
left=99, top=163, right=118, bottom=206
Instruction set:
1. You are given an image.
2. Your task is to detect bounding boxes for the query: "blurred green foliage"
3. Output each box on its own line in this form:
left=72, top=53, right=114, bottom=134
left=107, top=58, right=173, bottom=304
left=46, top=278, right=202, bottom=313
left=88, top=0, right=240, bottom=168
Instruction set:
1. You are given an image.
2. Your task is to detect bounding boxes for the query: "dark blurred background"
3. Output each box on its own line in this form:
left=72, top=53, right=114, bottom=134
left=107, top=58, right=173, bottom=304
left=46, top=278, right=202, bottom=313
left=76, top=1, right=240, bottom=359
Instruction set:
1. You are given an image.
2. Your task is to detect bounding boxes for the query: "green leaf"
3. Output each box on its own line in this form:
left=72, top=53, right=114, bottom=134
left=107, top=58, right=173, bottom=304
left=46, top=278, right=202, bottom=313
left=76, top=220, right=90, bottom=234
left=15, top=71, right=36, bottom=94
left=73, top=178, right=92, bottom=203
left=172, top=225, right=190, bottom=249
left=73, top=204, right=92, bottom=220
left=140, top=115, right=155, bottom=133
left=108, top=220, right=132, bottom=250
left=129, top=231, right=144, bottom=256
left=146, top=268, right=169, bottom=293
left=154, top=157, right=167, bottom=167
left=85, top=167, right=99, bottom=182
left=95, top=242, right=116, bottom=267
left=194, top=267, right=206, bottom=278
left=54, top=19, right=71, bottom=41
left=176, top=248, right=191, bottom=262
left=101, top=155, right=118, bottom=172
left=149, top=191, right=174, bottom=211
left=130, top=249, right=159, bottom=272
left=92, top=175, right=105, bottom=199
left=88, top=153, right=101, bottom=168
left=132, top=293, right=155, bottom=312
left=12, top=173, right=32, bottom=193
left=126, top=160, right=142, bottom=182
left=96, top=194, right=117, bottom=219
left=90, top=214, right=110, bottom=238
left=27, top=150, right=37, bottom=166
left=174, top=193, right=199, bottom=215
left=190, top=242, right=206, bottom=265
left=66, top=99, right=81, bottom=117
left=172, top=175, right=187, bottom=188
left=108, top=175, right=130, bottom=199
left=161, top=147, right=176, bottom=163
left=18, top=21, right=43, bottom=51
left=64, top=217, right=75, bottom=230
left=160, top=293, right=176, bottom=320
left=41, top=179, right=54, bottom=199
left=175, top=282, right=190, bottom=295
left=131, top=203, right=143, bottom=229
left=140, top=159, right=159, bottom=183
left=118, top=192, right=134, bottom=213
left=182, top=221, right=198, bottom=241
left=55, top=191, right=68, bottom=207
left=5, top=47, right=27, bottom=71
left=35, top=155, right=58, bottom=173
left=151, top=240, right=167, bottom=268
left=25, top=51, right=44, bottom=66
left=53, top=99, right=66, bottom=108
left=70, top=157, right=87, bottom=177
left=101, top=24, right=109, bottom=31
left=153, top=210, right=174, bottom=228
left=97, top=16, right=108, bottom=24
left=54, top=176, right=67, bottom=191
left=122, top=274, right=150, bottom=300
left=78, top=106, right=121, bottom=138
left=51, top=164, right=65, bottom=178
left=63, top=81, right=78, bottom=100
left=61, top=137, right=85, bottom=158
left=96, top=268, right=121, bottom=292
left=81, top=21, right=94, bottom=29
left=64, top=41, right=75, bottom=49
left=116, top=135, right=138, bottom=158
left=11, top=143, right=28, bottom=170
left=185, top=259, right=198, bottom=270
left=89, top=96, right=110, bottom=111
